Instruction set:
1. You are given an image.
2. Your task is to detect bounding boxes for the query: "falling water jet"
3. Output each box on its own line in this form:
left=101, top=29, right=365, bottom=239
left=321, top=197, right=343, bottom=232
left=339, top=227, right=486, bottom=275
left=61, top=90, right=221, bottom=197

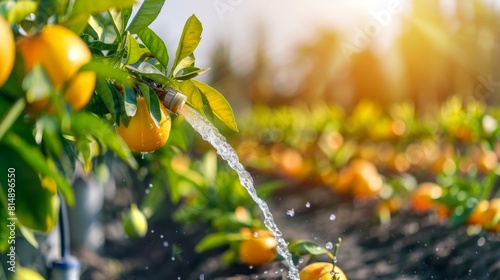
left=179, top=105, right=300, bottom=279
left=157, top=89, right=299, bottom=278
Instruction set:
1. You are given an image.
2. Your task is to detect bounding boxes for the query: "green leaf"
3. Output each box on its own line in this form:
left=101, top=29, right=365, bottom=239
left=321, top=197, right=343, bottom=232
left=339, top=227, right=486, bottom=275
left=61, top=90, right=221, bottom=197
left=70, top=112, right=137, bottom=168
left=195, top=232, right=229, bottom=253
left=174, top=66, right=209, bottom=80
left=126, top=62, right=177, bottom=89
left=288, top=240, right=334, bottom=259
left=148, top=89, right=163, bottom=126
left=178, top=80, right=204, bottom=115
left=70, top=0, right=135, bottom=17
left=18, top=225, right=39, bottom=249
left=173, top=15, right=202, bottom=71
left=127, top=0, right=166, bottom=34
left=5, top=0, right=38, bottom=24
left=192, top=80, right=238, bottom=132
left=0, top=99, right=25, bottom=142
left=85, top=15, right=104, bottom=40
left=81, top=60, right=132, bottom=85
left=22, top=64, right=52, bottom=103
left=35, top=0, right=57, bottom=29
left=173, top=53, right=195, bottom=76
left=137, top=28, right=169, bottom=69
left=125, top=33, right=142, bottom=65
left=94, top=79, right=117, bottom=121
left=84, top=91, right=110, bottom=115
left=2, top=133, right=75, bottom=206
left=108, top=8, right=125, bottom=39
left=124, top=86, right=137, bottom=116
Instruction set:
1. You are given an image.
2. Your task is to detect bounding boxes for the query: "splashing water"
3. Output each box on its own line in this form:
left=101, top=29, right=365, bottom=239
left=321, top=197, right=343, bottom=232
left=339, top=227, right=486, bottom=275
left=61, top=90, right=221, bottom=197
left=180, top=106, right=300, bottom=279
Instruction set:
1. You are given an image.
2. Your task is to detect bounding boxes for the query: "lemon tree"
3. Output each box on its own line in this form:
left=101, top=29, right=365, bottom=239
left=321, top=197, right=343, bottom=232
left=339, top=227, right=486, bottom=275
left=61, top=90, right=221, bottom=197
left=0, top=0, right=238, bottom=256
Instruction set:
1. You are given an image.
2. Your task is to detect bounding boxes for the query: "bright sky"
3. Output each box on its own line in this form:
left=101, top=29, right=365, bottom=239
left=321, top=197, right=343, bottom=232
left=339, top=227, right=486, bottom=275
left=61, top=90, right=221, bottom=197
left=149, top=0, right=410, bottom=71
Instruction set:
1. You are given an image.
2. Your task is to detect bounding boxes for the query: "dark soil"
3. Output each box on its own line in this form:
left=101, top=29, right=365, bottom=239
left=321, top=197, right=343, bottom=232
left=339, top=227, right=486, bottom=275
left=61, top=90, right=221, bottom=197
left=75, top=185, right=500, bottom=280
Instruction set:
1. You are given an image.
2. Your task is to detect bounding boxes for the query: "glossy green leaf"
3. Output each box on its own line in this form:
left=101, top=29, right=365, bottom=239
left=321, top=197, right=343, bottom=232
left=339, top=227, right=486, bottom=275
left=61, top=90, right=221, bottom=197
left=5, top=0, right=38, bottom=24
left=193, top=80, right=238, bottom=131
left=127, top=62, right=177, bottom=89
left=108, top=8, right=125, bottom=39
left=94, top=79, right=117, bottom=121
left=288, top=240, right=334, bottom=259
left=148, top=89, right=163, bottom=126
left=70, top=0, right=135, bottom=17
left=125, top=33, right=142, bottom=65
left=195, top=232, right=229, bottom=253
left=173, top=15, right=202, bottom=70
left=124, top=86, right=137, bottom=116
left=137, top=28, right=169, bottom=69
left=174, top=66, right=209, bottom=80
left=173, top=54, right=195, bottom=76
left=86, top=15, right=104, bottom=40
left=127, top=0, right=166, bottom=34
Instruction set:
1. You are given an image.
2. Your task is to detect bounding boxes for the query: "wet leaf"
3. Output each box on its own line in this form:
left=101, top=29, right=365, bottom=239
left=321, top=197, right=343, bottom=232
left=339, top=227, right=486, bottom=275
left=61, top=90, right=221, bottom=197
left=288, top=240, right=334, bottom=259
left=195, top=232, right=229, bottom=253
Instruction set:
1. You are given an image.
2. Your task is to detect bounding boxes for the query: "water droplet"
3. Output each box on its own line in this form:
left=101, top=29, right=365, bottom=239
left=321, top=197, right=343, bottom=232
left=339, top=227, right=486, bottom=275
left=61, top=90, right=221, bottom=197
left=151, top=230, right=155, bottom=233
left=305, top=202, right=311, bottom=208
left=329, top=214, right=336, bottom=221
left=264, top=270, right=268, bottom=274
left=325, top=242, right=334, bottom=250
left=171, top=257, right=175, bottom=261
left=253, top=232, right=259, bottom=238
left=249, top=265, right=254, bottom=269
left=145, top=189, right=150, bottom=194
left=477, top=237, right=486, bottom=247
left=163, top=241, right=169, bottom=247
left=141, top=152, right=148, bottom=159
left=316, top=246, right=321, bottom=251
left=149, top=183, right=153, bottom=188
left=199, top=274, right=204, bottom=280
left=286, top=208, right=295, bottom=217
left=145, top=266, right=148, bottom=270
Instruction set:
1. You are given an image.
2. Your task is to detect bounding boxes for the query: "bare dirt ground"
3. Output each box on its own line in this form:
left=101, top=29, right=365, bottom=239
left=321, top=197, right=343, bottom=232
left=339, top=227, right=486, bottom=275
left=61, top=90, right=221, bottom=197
left=76, top=185, right=500, bottom=280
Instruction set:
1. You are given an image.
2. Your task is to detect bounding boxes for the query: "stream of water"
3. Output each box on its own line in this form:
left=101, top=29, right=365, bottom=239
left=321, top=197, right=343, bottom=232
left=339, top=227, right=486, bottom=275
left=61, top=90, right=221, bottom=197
left=180, top=106, right=300, bottom=279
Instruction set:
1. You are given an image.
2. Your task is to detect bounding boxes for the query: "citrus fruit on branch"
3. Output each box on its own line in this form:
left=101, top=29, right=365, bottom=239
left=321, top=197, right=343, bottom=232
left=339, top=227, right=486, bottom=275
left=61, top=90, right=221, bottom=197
left=17, top=25, right=95, bottom=114
left=116, top=96, right=171, bottom=153
left=300, top=262, right=348, bottom=280
left=0, top=16, right=15, bottom=88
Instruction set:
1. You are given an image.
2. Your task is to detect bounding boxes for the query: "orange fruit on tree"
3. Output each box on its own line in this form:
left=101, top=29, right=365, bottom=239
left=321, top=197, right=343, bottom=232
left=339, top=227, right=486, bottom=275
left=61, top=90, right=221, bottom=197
left=299, top=262, right=347, bottom=280
left=0, top=16, right=15, bottom=88
left=17, top=25, right=95, bottom=113
left=116, top=96, right=171, bottom=153
left=410, top=182, right=443, bottom=213
left=238, top=229, right=277, bottom=266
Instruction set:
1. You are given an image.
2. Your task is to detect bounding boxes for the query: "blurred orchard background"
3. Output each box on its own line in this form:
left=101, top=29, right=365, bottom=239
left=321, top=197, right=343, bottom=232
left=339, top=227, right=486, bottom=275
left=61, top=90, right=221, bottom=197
left=4, top=0, right=500, bottom=279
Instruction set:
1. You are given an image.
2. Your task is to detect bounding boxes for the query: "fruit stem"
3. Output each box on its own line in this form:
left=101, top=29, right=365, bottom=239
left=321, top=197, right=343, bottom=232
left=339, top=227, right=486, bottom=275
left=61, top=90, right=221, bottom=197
left=331, top=237, right=342, bottom=280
